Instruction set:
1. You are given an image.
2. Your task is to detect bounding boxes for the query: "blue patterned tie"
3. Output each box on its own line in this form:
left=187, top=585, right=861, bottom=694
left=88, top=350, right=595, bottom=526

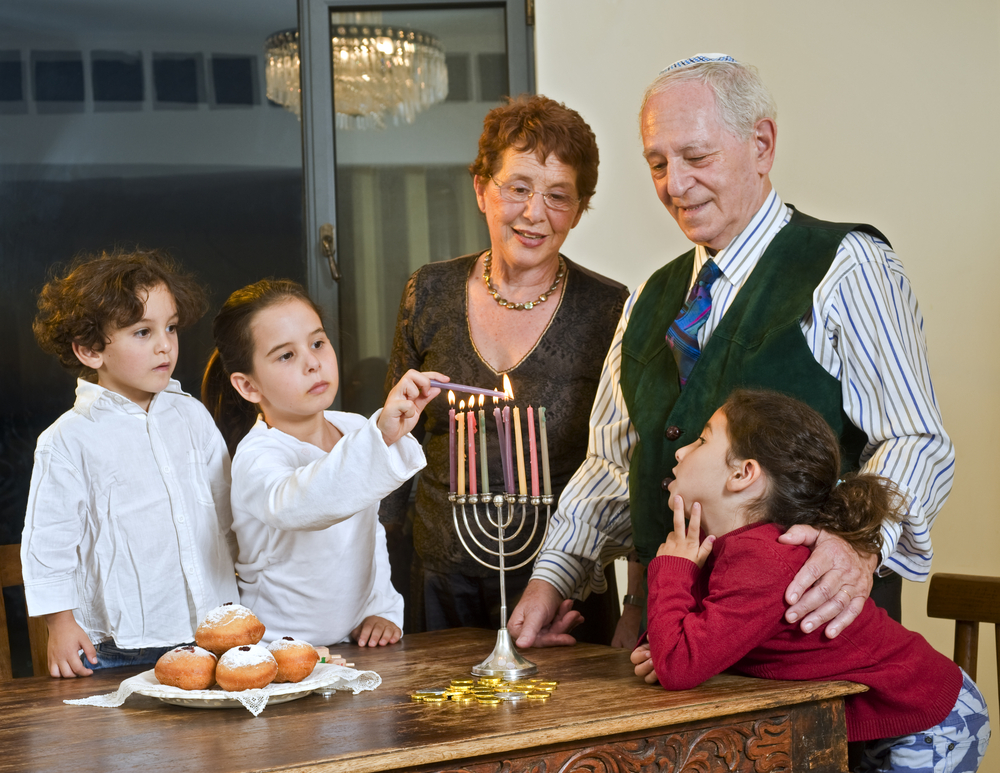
left=666, top=259, right=721, bottom=386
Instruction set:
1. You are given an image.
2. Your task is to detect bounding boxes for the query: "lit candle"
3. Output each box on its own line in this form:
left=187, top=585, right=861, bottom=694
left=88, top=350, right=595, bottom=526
left=478, top=395, right=489, bottom=494
left=467, top=410, right=477, bottom=496
left=513, top=406, right=527, bottom=497
left=448, top=391, right=456, bottom=493
left=539, top=406, right=552, bottom=497
left=493, top=399, right=507, bottom=494
left=502, top=405, right=514, bottom=494
left=457, top=400, right=465, bottom=496
left=527, top=405, right=539, bottom=498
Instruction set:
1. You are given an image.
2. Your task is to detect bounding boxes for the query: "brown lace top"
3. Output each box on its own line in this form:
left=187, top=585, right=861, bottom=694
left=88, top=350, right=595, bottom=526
left=381, top=253, right=627, bottom=577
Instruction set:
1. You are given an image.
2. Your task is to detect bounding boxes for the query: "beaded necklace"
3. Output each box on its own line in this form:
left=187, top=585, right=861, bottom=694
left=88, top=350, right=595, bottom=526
left=482, top=252, right=565, bottom=311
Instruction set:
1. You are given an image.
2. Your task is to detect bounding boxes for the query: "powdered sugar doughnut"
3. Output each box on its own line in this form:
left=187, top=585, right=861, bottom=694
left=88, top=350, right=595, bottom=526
left=154, top=645, right=217, bottom=690
left=268, top=637, right=319, bottom=683
left=195, top=602, right=265, bottom=656
left=215, top=644, right=277, bottom=691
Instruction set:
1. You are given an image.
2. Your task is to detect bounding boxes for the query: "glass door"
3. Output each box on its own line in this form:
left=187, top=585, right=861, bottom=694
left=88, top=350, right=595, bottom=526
left=299, top=0, right=534, bottom=413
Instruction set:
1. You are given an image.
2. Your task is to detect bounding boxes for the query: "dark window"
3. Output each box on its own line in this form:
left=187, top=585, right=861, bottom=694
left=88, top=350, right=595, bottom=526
left=0, top=52, right=24, bottom=102
left=211, top=55, right=257, bottom=106
left=477, top=52, right=508, bottom=102
left=32, top=51, right=84, bottom=102
left=444, top=54, right=470, bottom=102
left=92, top=51, right=143, bottom=102
left=153, top=54, right=204, bottom=104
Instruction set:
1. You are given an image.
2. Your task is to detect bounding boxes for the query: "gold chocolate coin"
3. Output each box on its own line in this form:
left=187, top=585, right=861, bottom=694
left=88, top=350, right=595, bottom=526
left=527, top=691, right=550, bottom=700
left=422, top=695, right=446, bottom=703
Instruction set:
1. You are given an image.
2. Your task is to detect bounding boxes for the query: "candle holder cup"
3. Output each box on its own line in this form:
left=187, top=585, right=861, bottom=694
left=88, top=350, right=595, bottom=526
left=451, top=491, right=553, bottom=679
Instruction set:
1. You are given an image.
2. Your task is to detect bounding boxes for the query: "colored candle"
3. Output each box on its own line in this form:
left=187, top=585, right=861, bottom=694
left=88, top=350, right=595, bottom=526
left=448, top=392, right=456, bottom=493
left=539, top=406, right=552, bottom=497
left=467, top=410, right=477, bottom=496
left=502, top=405, right=515, bottom=494
left=527, top=405, right=539, bottom=497
left=479, top=398, right=490, bottom=494
left=494, top=404, right=508, bottom=496
left=513, top=406, right=527, bottom=497
left=457, top=402, right=465, bottom=496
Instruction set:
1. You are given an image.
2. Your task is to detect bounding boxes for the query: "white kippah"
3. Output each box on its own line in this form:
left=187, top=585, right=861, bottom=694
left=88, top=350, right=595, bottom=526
left=661, top=53, right=737, bottom=74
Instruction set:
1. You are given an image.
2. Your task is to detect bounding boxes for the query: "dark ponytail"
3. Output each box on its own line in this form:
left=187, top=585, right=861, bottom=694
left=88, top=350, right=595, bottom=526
left=721, top=389, right=904, bottom=554
left=201, top=279, right=325, bottom=456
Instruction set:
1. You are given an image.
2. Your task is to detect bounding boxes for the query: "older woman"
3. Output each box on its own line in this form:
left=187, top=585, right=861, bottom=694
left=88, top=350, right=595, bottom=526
left=382, top=95, right=629, bottom=643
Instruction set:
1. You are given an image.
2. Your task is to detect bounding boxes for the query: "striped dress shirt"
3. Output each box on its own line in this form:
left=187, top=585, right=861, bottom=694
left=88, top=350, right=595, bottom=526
left=534, top=190, right=954, bottom=599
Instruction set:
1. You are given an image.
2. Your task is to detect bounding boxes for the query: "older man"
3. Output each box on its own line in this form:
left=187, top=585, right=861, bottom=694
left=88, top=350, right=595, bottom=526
left=508, top=54, right=953, bottom=651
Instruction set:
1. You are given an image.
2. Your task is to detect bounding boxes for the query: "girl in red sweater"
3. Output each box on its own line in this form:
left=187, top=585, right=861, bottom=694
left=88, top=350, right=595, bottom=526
left=632, top=389, right=989, bottom=773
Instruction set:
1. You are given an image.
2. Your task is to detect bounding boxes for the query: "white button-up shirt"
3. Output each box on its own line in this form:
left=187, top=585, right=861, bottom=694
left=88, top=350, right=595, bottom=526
left=232, top=411, right=423, bottom=645
left=22, top=379, right=239, bottom=648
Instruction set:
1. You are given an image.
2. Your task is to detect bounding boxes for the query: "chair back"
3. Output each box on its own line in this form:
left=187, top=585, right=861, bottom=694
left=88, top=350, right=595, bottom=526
left=927, top=572, right=1000, bottom=689
left=0, top=544, right=50, bottom=680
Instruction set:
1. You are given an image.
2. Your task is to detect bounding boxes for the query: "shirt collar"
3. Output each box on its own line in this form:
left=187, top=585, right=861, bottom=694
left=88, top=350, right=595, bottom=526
left=693, top=190, right=788, bottom=286
left=74, top=378, right=187, bottom=418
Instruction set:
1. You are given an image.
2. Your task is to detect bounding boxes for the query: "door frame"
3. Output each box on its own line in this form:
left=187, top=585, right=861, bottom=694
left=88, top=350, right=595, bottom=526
left=298, top=0, right=535, bottom=404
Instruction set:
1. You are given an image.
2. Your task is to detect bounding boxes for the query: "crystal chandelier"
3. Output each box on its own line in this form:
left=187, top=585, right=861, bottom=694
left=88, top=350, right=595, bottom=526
left=265, top=16, right=448, bottom=130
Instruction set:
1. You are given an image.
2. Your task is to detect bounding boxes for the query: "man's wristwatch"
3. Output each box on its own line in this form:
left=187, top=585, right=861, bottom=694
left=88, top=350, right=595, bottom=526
left=622, top=594, right=644, bottom=608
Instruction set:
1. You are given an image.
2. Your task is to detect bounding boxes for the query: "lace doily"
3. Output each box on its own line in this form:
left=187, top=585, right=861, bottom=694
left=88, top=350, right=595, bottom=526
left=64, top=663, right=381, bottom=717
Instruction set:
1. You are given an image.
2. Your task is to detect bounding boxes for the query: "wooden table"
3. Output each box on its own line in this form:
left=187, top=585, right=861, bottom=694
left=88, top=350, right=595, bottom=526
left=0, top=628, right=864, bottom=772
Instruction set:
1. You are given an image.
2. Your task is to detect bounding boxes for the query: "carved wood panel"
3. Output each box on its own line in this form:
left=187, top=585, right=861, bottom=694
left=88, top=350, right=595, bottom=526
left=434, top=714, right=792, bottom=773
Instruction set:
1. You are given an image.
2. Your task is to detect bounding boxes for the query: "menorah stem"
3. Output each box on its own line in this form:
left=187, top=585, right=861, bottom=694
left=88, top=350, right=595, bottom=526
left=497, top=498, right=507, bottom=628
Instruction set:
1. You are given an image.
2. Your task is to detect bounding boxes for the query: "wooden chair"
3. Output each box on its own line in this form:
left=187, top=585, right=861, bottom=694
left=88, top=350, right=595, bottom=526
left=0, top=544, right=49, bottom=680
left=927, top=573, right=1000, bottom=686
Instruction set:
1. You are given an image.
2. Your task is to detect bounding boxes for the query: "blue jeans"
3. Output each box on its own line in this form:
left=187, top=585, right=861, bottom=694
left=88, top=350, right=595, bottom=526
left=81, top=640, right=189, bottom=670
left=856, top=669, right=990, bottom=773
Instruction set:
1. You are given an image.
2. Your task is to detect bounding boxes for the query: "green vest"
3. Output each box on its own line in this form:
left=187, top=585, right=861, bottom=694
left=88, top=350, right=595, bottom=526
left=620, top=208, right=886, bottom=565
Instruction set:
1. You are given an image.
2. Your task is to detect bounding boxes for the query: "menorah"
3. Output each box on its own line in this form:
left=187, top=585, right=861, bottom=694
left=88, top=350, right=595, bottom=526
left=450, top=490, right=553, bottom=679
left=443, top=375, right=555, bottom=678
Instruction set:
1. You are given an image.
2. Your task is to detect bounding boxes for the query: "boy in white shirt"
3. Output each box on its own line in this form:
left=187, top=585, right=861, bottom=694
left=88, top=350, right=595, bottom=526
left=23, top=249, right=239, bottom=677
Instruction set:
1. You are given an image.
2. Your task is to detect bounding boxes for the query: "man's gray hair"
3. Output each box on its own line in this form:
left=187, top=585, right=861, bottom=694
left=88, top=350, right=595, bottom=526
left=641, top=59, right=777, bottom=140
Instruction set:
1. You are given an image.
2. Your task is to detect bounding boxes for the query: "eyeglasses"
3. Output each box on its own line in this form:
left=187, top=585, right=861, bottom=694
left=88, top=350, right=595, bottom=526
left=490, top=176, right=580, bottom=212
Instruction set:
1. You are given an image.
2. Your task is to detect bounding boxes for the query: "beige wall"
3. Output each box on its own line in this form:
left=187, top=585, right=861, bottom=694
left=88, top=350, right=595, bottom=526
left=535, top=1, right=1000, bottom=768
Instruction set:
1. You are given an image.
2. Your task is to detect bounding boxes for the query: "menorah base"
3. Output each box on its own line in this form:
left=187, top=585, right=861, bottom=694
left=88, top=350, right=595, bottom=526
left=471, top=628, right=538, bottom=678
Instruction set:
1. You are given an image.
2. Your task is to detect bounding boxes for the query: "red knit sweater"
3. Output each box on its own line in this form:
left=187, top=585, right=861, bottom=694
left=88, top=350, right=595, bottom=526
left=646, top=522, right=962, bottom=742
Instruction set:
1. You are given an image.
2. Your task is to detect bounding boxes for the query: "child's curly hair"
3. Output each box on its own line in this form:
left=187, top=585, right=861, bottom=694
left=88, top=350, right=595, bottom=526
left=33, top=248, right=207, bottom=375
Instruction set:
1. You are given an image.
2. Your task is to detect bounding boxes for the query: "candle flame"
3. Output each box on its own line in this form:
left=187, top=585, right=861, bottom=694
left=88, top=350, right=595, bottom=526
left=459, top=399, right=465, bottom=411
left=503, top=374, right=514, bottom=401
left=478, top=393, right=484, bottom=408
left=448, top=390, right=455, bottom=406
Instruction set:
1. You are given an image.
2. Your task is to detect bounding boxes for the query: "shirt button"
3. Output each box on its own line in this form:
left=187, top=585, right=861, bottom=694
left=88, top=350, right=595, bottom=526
left=924, top=736, right=933, bottom=744
left=664, top=426, right=682, bottom=441
left=163, top=466, right=171, bottom=474
left=661, top=477, right=673, bottom=491
left=948, top=743, right=955, bottom=751
left=176, top=515, right=185, bottom=523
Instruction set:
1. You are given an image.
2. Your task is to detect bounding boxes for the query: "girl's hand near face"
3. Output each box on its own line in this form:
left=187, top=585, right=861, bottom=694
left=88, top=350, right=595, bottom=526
left=377, top=370, right=447, bottom=446
left=656, top=494, right=715, bottom=567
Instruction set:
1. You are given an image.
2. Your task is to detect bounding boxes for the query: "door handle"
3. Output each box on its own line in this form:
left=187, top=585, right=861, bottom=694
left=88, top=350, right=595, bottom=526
left=320, top=223, right=341, bottom=282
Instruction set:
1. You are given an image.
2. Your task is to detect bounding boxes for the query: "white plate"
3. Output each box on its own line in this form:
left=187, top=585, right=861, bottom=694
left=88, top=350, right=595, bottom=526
left=129, top=663, right=350, bottom=709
